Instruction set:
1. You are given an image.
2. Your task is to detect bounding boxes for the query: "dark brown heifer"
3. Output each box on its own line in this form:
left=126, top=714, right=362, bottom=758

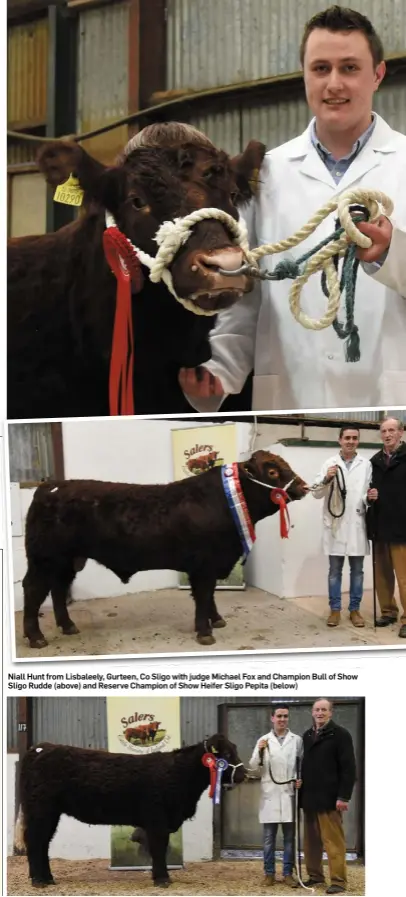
left=8, top=123, right=265, bottom=419
left=22, top=450, right=308, bottom=649
left=14, top=734, right=245, bottom=888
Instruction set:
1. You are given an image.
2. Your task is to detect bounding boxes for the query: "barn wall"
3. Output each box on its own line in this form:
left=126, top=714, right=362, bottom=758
left=166, top=0, right=406, bottom=155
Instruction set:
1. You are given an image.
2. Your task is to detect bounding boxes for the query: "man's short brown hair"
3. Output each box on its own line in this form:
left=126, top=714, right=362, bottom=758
left=300, top=5, right=384, bottom=67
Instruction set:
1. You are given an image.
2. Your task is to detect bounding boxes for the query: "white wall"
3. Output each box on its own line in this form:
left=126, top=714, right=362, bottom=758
left=10, top=419, right=379, bottom=610
left=245, top=442, right=376, bottom=598
left=7, top=752, right=212, bottom=862
left=11, top=420, right=252, bottom=610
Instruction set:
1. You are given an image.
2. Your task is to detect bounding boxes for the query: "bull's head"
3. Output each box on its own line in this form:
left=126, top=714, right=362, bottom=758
left=37, top=128, right=266, bottom=314
left=241, top=450, right=309, bottom=502
left=205, top=733, right=246, bottom=786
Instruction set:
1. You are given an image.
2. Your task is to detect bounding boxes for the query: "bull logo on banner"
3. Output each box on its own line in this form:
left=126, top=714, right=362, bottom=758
left=119, top=713, right=169, bottom=753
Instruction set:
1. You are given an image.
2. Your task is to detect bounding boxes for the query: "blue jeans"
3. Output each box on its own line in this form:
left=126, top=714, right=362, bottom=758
left=328, top=555, right=364, bottom=611
left=263, top=822, right=294, bottom=876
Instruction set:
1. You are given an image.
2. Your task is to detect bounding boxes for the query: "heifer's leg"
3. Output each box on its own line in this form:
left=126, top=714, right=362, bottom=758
left=210, top=595, right=226, bottom=629
left=145, top=828, right=171, bottom=887
left=25, top=811, right=60, bottom=886
left=189, top=572, right=217, bottom=645
left=50, top=566, right=79, bottom=636
left=23, top=563, right=51, bottom=649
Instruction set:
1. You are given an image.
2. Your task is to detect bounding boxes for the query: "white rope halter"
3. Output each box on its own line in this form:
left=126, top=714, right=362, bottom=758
left=105, top=209, right=249, bottom=316
left=243, top=187, right=394, bottom=330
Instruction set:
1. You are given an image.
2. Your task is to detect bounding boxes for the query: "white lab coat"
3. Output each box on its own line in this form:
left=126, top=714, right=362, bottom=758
left=249, top=730, right=303, bottom=824
left=312, top=453, right=372, bottom=556
left=197, top=114, right=406, bottom=411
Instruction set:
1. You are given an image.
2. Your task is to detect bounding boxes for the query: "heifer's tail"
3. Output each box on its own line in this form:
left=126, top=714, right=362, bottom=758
left=13, top=806, right=26, bottom=855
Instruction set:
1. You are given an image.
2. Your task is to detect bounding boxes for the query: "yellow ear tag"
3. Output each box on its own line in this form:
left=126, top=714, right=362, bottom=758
left=211, top=745, right=218, bottom=754
left=53, top=173, right=84, bottom=207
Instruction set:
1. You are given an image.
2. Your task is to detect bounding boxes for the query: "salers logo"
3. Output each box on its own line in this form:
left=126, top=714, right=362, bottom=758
left=182, top=443, right=224, bottom=476
left=119, top=712, right=170, bottom=754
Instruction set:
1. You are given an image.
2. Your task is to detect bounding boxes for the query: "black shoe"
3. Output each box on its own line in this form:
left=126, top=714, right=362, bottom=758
left=399, top=624, right=406, bottom=638
left=326, top=886, right=345, bottom=895
left=375, top=615, right=398, bottom=627
left=303, top=880, right=325, bottom=887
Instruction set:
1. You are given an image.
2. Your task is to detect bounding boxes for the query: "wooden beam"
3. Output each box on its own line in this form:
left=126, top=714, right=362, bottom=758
left=51, top=422, right=65, bottom=480
left=138, top=0, right=167, bottom=111
left=128, top=0, right=140, bottom=138
left=46, top=3, right=77, bottom=232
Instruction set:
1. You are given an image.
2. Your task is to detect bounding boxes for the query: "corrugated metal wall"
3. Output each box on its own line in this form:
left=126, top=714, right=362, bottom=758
left=8, top=17, right=48, bottom=129
left=181, top=695, right=362, bottom=743
left=167, top=0, right=406, bottom=154
left=76, top=1, right=130, bottom=163
left=167, top=0, right=406, bottom=90
left=7, top=698, right=19, bottom=753
left=32, top=697, right=108, bottom=749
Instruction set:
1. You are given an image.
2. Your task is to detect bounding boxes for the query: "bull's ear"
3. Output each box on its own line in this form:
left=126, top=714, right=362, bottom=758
left=37, top=141, right=106, bottom=192
left=37, top=141, right=128, bottom=213
left=230, top=140, right=266, bottom=205
left=211, top=745, right=219, bottom=754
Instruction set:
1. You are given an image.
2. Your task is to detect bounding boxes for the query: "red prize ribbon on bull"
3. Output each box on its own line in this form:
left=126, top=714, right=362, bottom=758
left=214, top=758, right=229, bottom=805
left=270, top=487, right=290, bottom=539
left=202, top=753, right=217, bottom=798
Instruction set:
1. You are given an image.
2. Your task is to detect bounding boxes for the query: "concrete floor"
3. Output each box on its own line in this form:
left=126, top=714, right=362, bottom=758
left=14, top=585, right=405, bottom=659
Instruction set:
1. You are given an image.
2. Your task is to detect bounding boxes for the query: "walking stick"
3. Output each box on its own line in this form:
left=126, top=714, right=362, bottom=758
left=368, top=502, right=377, bottom=629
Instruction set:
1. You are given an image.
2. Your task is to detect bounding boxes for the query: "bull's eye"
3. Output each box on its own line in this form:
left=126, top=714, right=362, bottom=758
left=230, top=191, right=239, bottom=204
left=132, top=196, right=147, bottom=210
left=268, top=468, right=278, bottom=478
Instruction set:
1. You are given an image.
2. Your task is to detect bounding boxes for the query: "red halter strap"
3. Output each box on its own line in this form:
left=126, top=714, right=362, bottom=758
left=102, top=225, right=144, bottom=416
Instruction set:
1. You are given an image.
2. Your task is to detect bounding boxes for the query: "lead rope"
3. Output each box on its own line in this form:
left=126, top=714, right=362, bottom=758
left=259, top=743, right=314, bottom=893
left=311, top=468, right=347, bottom=536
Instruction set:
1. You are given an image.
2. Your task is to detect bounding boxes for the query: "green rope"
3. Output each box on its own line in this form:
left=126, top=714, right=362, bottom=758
left=263, top=208, right=368, bottom=363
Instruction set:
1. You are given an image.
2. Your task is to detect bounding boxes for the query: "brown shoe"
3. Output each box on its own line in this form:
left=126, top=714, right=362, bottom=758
left=349, top=610, right=365, bottom=627
left=283, top=874, right=299, bottom=888
left=327, top=610, right=341, bottom=627
left=264, top=874, right=275, bottom=885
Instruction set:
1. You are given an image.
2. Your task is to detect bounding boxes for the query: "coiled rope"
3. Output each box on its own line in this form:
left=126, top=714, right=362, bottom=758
left=311, top=467, right=347, bottom=535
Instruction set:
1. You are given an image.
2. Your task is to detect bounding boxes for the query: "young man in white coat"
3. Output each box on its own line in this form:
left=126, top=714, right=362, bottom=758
left=249, top=704, right=303, bottom=887
left=180, top=6, right=406, bottom=412
left=312, top=425, right=371, bottom=627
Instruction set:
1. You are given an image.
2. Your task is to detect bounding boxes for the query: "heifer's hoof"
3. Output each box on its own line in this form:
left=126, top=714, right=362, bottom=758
left=154, top=879, right=171, bottom=888
left=32, top=878, right=55, bottom=887
left=212, top=617, right=226, bottom=628
left=28, top=636, right=48, bottom=649
left=196, top=633, right=216, bottom=646
left=62, top=623, right=80, bottom=636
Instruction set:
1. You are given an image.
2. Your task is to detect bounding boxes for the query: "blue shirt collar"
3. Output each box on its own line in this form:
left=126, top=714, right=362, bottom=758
left=310, top=113, right=377, bottom=162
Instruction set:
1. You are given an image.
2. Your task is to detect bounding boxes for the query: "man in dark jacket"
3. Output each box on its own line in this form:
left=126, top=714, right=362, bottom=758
left=300, top=699, right=356, bottom=895
left=367, top=417, right=406, bottom=637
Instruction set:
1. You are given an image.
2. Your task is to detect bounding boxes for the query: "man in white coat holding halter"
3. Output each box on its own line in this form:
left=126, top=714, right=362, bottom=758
left=249, top=704, right=303, bottom=888
left=180, top=6, right=406, bottom=412
left=312, top=425, right=372, bottom=628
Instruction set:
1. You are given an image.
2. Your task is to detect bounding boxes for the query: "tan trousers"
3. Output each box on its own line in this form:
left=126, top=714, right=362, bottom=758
left=304, top=810, right=347, bottom=887
left=374, top=543, right=406, bottom=624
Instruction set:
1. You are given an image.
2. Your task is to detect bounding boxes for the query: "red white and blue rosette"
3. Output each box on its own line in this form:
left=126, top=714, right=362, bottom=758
left=221, top=463, right=256, bottom=560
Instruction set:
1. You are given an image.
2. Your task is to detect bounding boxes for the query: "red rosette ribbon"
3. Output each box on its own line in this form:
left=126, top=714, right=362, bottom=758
left=270, top=488, right=290, bottom=539
left=102, top=226, right=144, bottom=416
left=202, top=752, right=217, bottom=798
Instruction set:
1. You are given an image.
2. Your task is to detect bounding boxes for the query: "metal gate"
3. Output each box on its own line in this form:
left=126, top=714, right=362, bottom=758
left=219, top=699, right=364, bottom=857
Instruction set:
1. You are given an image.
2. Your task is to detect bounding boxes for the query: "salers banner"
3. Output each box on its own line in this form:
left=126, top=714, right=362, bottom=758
left=171, top=423, right=244, bottom=588
left=106, top=697, right=183, bottom=869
